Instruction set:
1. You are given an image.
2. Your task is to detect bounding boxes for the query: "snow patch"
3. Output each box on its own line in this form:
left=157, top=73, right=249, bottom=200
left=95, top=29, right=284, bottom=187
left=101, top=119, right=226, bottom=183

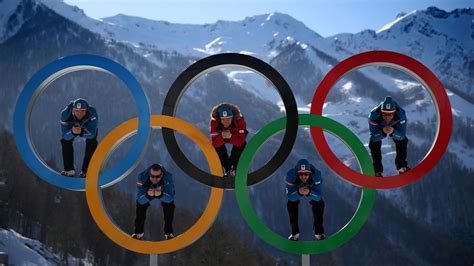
left=377, top=10, right=416, bottom=34
left=341, top=81, right=353, bottom=93
left=0, top=228, right=92, bottom=265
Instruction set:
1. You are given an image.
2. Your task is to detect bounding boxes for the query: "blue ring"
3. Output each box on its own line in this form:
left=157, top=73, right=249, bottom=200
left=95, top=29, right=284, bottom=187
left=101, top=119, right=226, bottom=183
left=13, top=54, right=151, bottom=190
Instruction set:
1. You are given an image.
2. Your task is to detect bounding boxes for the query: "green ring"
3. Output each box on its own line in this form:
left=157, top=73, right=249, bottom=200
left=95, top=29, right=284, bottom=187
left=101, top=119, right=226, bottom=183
left=235, top=114, right=377, bottom=254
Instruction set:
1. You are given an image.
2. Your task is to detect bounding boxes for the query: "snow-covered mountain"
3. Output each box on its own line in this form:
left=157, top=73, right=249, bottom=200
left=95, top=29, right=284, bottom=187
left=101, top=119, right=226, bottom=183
left=1, top=0, right=322, bottom=60
left=329, top=7, right=473, bottom=101
left=24, top=1, right=472, bottom=100
left=24, top=1, right=471, bottom=116
left=0, top=228, right=91, bottom=265
left=2, top=1, right=471, bottom=119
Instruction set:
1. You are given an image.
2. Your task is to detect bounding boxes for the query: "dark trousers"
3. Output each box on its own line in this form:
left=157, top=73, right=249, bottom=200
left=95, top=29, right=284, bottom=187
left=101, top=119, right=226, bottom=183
left=287, top=200, right=325, bottom=235
left=215, top=143, right=246, bottom=172
left=394, top=137, right=408, bottom=170
left=61, top=137, right=98, bottom=173
left=369, top=137, right=408, bottom=173
left=134, top=201, right=175, bottom=235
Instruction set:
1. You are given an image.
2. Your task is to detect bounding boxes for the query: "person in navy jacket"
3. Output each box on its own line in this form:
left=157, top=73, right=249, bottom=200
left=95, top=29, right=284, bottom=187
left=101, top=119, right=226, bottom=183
left=131, top=164, right=175, bottom=240
left=286, top=159, right=325, bottom=241
left=209, top=103, right=247, bottom=177
left=59, top=98, right=98, bottom=178
left=368, top=96, right=410, bottom=177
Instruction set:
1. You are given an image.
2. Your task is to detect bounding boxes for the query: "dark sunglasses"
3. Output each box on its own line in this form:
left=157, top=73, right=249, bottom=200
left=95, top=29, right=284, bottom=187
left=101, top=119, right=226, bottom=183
left=149, top=174, right=162, bottom=179
left=298, top=173, right=310, bottom=176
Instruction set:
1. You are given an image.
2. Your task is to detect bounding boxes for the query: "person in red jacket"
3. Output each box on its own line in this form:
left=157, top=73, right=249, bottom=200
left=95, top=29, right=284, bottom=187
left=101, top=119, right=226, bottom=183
left=210, top=103, right=248, bottom=177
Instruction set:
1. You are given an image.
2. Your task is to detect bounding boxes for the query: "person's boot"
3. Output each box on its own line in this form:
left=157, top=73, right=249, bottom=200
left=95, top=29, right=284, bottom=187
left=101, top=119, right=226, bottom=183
left=288, top=233, right=299, bottom=241
left=131, top=233, right=144, bottom=240
left=61, top=170, right=76, bottom=177
left=315, top=234, right=326, bottom=241
left=398, top=166, right=411, bottom=174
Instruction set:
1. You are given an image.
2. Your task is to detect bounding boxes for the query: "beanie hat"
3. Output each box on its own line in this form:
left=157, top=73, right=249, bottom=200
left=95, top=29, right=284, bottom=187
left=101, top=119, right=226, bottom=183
left=381, top=96, right=396, bottom=113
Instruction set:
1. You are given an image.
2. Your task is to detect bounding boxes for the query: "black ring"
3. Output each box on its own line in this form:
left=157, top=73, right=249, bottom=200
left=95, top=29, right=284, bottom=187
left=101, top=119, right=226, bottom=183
left=162, top=53, right=298, bottom=189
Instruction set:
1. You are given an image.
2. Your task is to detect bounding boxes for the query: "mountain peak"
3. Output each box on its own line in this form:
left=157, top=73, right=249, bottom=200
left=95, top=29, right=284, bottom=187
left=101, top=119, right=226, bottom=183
left=377, top=6, right=473, bottom=35
left=424, top=6, right=449, bottom=18
left=396, top=12, right=407, bottom=19
left=98, top=11, right=322, bottom=58
left=243, top=12, right=316, bottom=34
left=422, top=6, right=473, bottom=18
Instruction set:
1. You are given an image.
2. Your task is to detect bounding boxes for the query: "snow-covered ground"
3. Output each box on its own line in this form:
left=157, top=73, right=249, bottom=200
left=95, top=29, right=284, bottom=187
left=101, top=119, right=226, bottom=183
left=0, top=228, right=92, bottom=265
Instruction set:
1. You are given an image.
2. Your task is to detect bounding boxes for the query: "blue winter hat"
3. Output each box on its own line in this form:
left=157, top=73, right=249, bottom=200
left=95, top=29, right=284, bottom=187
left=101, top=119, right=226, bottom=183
left=296, top=159, right=311, bottom=173
left=381, top=96, right=396, bottom=113
left=73, top=98, right=88, bottom=110
left=218, top=107, right=233, bottom=118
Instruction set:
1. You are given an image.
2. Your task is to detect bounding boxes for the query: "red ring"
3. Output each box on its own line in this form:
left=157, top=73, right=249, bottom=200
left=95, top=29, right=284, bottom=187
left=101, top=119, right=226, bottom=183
left=310, top=51, right=452, bottom=189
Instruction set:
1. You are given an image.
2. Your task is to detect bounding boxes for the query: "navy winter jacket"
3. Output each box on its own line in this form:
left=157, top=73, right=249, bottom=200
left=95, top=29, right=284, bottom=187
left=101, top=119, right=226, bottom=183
left=136, top=166, right=175, bottom=205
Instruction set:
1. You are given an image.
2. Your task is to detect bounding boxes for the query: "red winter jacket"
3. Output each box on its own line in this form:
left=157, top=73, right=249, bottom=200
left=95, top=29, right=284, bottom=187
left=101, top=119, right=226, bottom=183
left=210, top=116, right=247, bottom=148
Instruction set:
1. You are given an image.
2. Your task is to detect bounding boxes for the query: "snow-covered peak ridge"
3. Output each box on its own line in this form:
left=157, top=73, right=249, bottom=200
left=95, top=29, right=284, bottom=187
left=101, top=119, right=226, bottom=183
left=377, top=7, right=473, bottom=41
left=103, top=11, right=318, bottom=37
left=37, top=0, right=117, bottom=34
left=39, top=0, right=94, bottom=23
left=11, top=0, right=323, bottom=59
left=331, top=6, right=473, bottom=56
left=377, top=10, right=416, bottom=34
left=100, top=11, right=323, bottom=58
left=424, top=6, right=473, bottom=19
left=328, top=6, right=473, bottom=100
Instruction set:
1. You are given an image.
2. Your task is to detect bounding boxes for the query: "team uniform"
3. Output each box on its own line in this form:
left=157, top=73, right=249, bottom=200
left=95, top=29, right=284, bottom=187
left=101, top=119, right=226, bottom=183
left=60, top=98, right=98, bottom=177
left=368, top=96, right=409, bottom=175
left=210, top=104, right=247, bottom=176
left=285, top=159, right=325, bottom=241
left=133, top=165, right=175, bottom=240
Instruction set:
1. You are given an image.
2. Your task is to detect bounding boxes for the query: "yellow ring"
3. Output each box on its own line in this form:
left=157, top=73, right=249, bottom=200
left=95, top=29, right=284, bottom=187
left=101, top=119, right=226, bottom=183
left=85, top=115, right=224, bottom=254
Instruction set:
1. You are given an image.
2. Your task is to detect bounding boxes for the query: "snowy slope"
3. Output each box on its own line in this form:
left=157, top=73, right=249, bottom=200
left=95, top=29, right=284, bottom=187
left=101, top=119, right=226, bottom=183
left=0, top=228, right=91, bottom=265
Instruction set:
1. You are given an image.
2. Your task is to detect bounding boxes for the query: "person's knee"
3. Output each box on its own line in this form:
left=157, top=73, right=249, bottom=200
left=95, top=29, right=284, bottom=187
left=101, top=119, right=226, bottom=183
left=393, top=136, right=408, bottom=144
left=162, top=201, right=175, bottom=208
left=86, top=138, right=98, bottom=146
left=310, top=199, right=325, bottom=208
left=369, top=140, right=381, bottom=149
left=136, top=202, right=149, bottom=209
left=215, top=144, right=226, bottom=150
left=61, top=138, right=73, bottom=145
left=287, top=200, right=300, bottom=207
left=233, top=143, right=245, bottom=149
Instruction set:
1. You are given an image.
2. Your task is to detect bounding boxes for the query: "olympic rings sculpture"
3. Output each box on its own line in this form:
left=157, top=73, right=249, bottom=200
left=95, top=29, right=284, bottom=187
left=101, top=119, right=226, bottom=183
left=13, top=51, right=452, bottom=254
